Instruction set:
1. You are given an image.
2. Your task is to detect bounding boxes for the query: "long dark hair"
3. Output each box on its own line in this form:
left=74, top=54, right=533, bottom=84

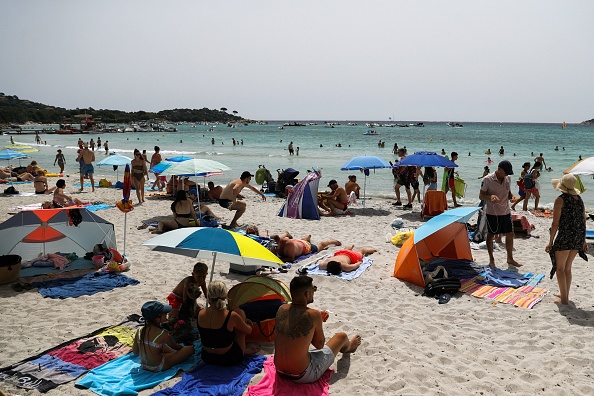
left=139, top=317, right=160, bottom=357
left=171, top=190, right=187, bottom=212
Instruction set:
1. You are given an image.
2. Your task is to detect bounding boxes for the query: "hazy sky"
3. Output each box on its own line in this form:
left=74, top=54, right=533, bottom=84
left=1, top=1, right=593, bottom=122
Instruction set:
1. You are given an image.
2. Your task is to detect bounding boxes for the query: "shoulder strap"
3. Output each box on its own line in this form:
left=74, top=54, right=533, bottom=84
left=152, top=328, right=165, bottom=343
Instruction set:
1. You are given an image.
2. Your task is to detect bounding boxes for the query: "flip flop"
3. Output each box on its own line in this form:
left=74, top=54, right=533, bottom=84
left=23, top=283, right=33, bottom=290
left=438, top=293, right=451, bottom=304
left=11, top=283, right=24, bottom=292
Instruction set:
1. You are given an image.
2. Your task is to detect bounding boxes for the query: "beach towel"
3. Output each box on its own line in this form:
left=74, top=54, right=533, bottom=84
left=85, top=203, right=114, bottom=212
left=152, top=354, right=266, bottom=396
left=76, top=340, right=202, bottom=396
left=0, top=315, right=142, bottom=393
left=247, top=355, right=332, bottom=396
left=529, top=209, right=554, bottom=218
left=301, top=255, right=373, bottom=281
left=19, top=257, right=95, bottom=278
left=460, top=274, right=548, bottom=309
left=32, top=272, right=139, bottom=299
left=586, top=230, right=594, bottom=239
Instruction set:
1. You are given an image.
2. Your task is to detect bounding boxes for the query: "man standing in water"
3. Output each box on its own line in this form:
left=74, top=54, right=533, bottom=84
left=274, top=276, right=361, bottom=383
left=288, top=141, right=294, bottom=156
left=219, top=171, right=266, bottom=229
left=78, top=144, right=96, bottom=192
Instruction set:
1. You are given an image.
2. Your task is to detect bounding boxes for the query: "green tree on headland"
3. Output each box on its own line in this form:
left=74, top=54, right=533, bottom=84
left=0, top=93, right=245, bottom=124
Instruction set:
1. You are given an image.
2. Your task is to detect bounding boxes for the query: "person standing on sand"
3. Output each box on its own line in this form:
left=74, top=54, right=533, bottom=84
left=545, top=174, right=587, bottom=305
left=479, top=160, right=521, bottom=268
left=150, top=146, right=165, bottom=191
left=445, top=152, right=461, bottom=208
left=274, top=276, right=361, bottom=383
left=219, top=171, right=266, bottom=229
left=393, top=148, right=414, bottom=209
left=78, top=144, right=95, bottom=192
left=54, top=149, right=66, bottom=174
left=511, top=162, right=531, bottom=210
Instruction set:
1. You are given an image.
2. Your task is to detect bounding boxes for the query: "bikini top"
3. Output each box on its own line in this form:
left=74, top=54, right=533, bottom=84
left=198, top=310, right=234, bottom=348
left=137, top=328, right=166, bottom=349
left=132, top=165, right=144, bottom=171
left=176, top=212, right=191, bottom=218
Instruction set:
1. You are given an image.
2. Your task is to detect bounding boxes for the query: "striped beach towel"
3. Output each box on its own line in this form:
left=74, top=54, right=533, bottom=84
left=460, top=274, right=548, bottom=309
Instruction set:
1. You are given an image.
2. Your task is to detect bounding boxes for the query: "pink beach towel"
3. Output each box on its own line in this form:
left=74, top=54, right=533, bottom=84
left=247, top=355, right=333, bottom=396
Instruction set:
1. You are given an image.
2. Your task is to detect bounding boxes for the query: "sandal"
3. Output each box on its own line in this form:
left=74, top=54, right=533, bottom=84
left=11, top=283, right=24, bottom=292
left=23, top=283, right=32, bottom=290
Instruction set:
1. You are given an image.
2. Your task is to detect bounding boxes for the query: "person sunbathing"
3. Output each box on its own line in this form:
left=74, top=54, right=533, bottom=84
left=133, top=301, right=194, bottom=372
left=167, top=262, right=208, bottom=322
left=151, top=190, right=198, bottom=234
left=319, top=245, right=377, bottom=274
left=34, top=170, right=56, bottom=195
left=53, top=179, right=84, bottom=207
left=0, top=168, right=35, bottom=182
left=197, top=281, right=260, bottom=366
left=272, top=232, right=342, bottom=262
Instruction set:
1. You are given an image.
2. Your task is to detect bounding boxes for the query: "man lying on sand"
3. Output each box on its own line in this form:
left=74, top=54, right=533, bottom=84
left=272, top=231, right=342, bottom=262
left=319, top=245, right=377, bottom=274
left=274, top=276, right=361, bottom=383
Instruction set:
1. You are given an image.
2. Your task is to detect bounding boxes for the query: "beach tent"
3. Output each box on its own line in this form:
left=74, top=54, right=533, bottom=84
left=227, top=276, right=292, bottom=309
left=393, top=207, right=480, bottom=287
left=0, top=208, right=116, bottom=262
left=278, top=169, right=321, bottom=220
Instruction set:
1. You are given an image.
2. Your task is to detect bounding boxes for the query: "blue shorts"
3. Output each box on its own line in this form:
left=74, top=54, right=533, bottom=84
left=82, top=163, right=94, bottom=176
left=293, top=346, right=334, bottom=384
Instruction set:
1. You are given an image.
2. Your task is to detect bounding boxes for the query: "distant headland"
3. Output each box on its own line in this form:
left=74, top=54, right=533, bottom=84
left=582, top=119, right=594, bottom=125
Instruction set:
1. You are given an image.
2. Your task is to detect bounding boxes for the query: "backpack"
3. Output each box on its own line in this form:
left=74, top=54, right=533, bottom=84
left=523, top=170, right=535, bottom=190
left=3, top=186, right=19, bottom=195
left=423, top=278, right=462, bottom=297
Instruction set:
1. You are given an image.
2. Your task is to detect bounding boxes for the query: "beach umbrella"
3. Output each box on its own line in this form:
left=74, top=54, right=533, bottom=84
left=165, top=155, right=193, bottom=162
left=340, top=155, right=392, bottom=206
left=0, top=149, right=29, bottom=186
left=160, top=159, right=231, bottom=177
left=143, top=227, right=284, bottom=284
left=413, top=206, right=480, bottom=243
left=96, top=154, right=132, bottom=181
left=149, top=160, right=173, bottom=174
left=564, top=157, right=594, bottom=175
left=395, top=151, right=458, bottom=168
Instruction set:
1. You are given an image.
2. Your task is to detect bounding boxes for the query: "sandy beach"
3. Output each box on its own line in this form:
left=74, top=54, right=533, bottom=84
left=1, top=179, right=593, bottom=396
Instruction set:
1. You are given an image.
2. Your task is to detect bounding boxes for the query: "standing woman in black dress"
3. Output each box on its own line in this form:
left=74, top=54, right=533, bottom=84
left=545, top=174, right=587, bottom=305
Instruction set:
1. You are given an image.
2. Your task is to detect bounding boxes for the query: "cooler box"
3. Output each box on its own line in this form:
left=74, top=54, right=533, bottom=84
left=229, top=263, right=260, bottom=275
left=0, top=255, right=22, bottom=285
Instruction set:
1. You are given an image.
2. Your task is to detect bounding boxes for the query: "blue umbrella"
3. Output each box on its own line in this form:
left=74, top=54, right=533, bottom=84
left=396, top=151, right=458, bottom=168
left=0, top=149, right=28, bottom=161
left=166, top=156, right=193, bottom=162
left=414, top=206, right=480, bottom=243
left=149, top=160, right=173, bottom=174
left=340, top=155, right=392, bottom=206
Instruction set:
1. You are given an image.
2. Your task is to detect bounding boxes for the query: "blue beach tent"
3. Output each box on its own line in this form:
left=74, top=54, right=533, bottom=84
left=278, top=170, right=321, bottom=220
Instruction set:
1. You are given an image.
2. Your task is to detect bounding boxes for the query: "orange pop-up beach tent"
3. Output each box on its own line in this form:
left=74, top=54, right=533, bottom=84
left=393, top=206, right=480, bottom=287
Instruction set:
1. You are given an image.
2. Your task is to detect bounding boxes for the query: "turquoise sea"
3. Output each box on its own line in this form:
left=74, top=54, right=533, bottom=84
left=5, top=122, right=594, bottom=210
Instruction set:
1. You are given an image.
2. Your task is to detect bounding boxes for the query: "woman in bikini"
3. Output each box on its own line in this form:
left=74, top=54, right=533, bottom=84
left=34, top=170, right=55, bottom=195
left=197, top=281, right=258, bottom=366
left=133, top=301, right=194, bottom=372
left=151, top=190, right=198, bottom=234
left=54, top=149, right=66, bottom=174
left=52, top=179, right=83, bottom=207
left=131, top=149, right=149, bottom=204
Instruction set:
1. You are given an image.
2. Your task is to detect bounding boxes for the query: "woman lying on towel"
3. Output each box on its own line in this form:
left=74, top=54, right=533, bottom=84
left=133, top=301, right=195, bottom=372
left=197, top=281, right=260, bottom=366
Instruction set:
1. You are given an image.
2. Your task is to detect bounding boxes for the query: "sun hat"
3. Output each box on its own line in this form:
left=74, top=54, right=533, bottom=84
left=141, top=301, right=172, bottom=321
left=498, top=160, right=514, bottom=176
left=552, top=174, right=580, bottom=195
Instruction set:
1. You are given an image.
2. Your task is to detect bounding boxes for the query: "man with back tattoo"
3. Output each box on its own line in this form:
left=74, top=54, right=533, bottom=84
left=273, top=276, right=361, bottom=383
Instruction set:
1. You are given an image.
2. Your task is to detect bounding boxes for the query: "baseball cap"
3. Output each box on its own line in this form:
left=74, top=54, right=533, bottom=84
left=327, top=179, right=338, bottom=187
left=498, top=160, right=514, bottom=176
left=141, top=301, right=172, bottom=321
left=240, top=171, right=254, bottom=179
left=188, top=188, right=198, bottom=196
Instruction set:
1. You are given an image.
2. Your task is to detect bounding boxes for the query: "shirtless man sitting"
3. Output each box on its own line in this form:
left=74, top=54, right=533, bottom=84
left=319, top=245, right=377, bottom=275
left=274, top=276, right=361, bottom=384
left=219, top=171, right=266, bottom=229
left=318, top=179, right=348, bottom=215
left=207, top=181, right=223, bottom=200
left=273, top=232, right=341, bottom=262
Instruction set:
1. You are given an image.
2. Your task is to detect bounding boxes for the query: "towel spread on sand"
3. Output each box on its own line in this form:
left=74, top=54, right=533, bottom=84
left=152, top=354, right=266, bottom=396
left=302, top=255, right=373, bottom=281
left=460, top=274, right=548, bottom=309
left=19, top=257, right=96, bottom=277
left=247, top=355, right=333, bottom=396
left=76, top=340, right=202, bottom=396
left=32, top=272, right=139, bottom=299
left=0, top=315, right=142, bottom=393
left=85, top=203, right=114, bottom=211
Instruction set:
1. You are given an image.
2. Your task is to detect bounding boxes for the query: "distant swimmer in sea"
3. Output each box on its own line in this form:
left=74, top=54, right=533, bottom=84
left=487, top=157, right=493, bottom=164
left=554, top=146, right=559, bottom=151
left=441, top=149, right=446, bottom=155
left=499, top=146, right=504, bottom=155
left=485, top=148, right=492, bottom=155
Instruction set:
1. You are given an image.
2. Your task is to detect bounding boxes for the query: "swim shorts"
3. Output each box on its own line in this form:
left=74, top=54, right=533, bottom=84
left=448, top=178, right=455, bottom=189
left=333, top=249, right=363, bottom=263
left=219, top=199, right=232, bottom=209
left=166, top=292, right=183, bottom=309
left=297, top=240, right=318, bottom=255
left=82, top=163, right=94, bottom=176
left=396, top=177, right=410, bottom=188
left=486, top=213, right=513, bottom=235
left=293, top=346, right=335, bottom=384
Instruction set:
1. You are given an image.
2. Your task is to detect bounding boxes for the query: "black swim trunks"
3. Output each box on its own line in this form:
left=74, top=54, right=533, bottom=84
left=219, top=199, right=232, bottom=209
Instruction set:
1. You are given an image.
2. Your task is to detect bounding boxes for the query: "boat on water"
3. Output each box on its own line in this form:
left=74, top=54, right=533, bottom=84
left=447, top=122, right=464, bottom=128
left=363, top=130, right=380, bottom=135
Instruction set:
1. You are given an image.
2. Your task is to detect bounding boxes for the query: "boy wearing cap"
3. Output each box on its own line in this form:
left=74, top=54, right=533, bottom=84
left=319, top=179, right=348, bottom=215
left=219, top=171, right=266, bottom=228
left=479, top=160, right=521, bottom=267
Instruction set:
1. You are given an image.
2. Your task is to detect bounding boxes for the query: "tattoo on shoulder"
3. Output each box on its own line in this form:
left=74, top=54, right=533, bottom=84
left=276, top=307, right=313, bottom=339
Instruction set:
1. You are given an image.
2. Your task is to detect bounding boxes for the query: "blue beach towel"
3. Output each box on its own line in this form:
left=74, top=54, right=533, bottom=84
left=152, top=354, right=266, bottom=396
left=303, top=255, right=374, bottom=281
left=32, top=272, right=139, bottom=299
left=85, top=203, right=114, bottom=211
left=76, top=340, right=202, bottom=396
left=476, top=267, right=531, bottom=288
left=586, top=230, right=594, bottom=239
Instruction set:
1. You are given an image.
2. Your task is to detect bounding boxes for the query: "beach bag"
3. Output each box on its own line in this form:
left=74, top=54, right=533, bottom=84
left=0, top=255, right=21, bottom=285
left=391, top=231, right=414, bottom=246
left=423, top=278, right=461, bottom=297
left=199, top=214, right=218, bottom=228
left=4, top=186, right=18, bottom=195
left=523, top=171, right=535, bottom=190
left=98, top=178, right=111, bottom=187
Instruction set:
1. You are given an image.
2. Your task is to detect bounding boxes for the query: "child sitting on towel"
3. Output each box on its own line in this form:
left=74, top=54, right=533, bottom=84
left=93, top=243, right=124, bottom=264
left=319, top=245, right=376, bottom=275
left=167, top=262, right=208, bottom=323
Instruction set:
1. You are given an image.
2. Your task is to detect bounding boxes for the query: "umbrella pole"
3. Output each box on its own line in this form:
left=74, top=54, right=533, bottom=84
left=123, top=212, right=127, bottom=256
left=363, top=174, right=367, bottom=207
left=206, top=252, right=217, bottom=308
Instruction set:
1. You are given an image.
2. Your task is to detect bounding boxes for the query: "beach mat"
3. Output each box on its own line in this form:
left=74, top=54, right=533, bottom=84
left=19, top=257, right=95, bottom=278
left=247, top=355, right=332, bottom=396
left=32, top=272, right=139, bottom=299
left=0, top=315, right=142, bottom=393
left=76, top=340, right=202, bottom=396
left=301, top=255, right=374, bottom=281
left=152, top=354, right=266, bottom=396
left=460, top=274, right=548, bottom=309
